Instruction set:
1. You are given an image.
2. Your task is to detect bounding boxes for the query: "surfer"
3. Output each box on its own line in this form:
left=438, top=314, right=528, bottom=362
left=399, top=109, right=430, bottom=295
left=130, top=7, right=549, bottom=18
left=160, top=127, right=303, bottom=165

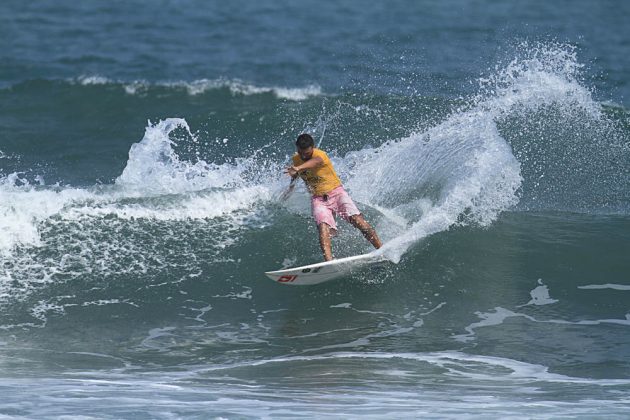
left=285, top=133, right=382, bottom=261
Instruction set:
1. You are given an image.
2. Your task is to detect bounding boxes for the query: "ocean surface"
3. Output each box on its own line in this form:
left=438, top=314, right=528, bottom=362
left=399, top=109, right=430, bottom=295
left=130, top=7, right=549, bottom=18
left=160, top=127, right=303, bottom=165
left=1, top=1, right=630, bottom=418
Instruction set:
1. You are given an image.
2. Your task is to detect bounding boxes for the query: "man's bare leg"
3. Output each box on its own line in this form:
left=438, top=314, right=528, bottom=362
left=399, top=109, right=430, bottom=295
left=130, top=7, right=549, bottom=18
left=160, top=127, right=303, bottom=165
left=318, top=223, right=334, bottom=261
left=349, top=214, right=382, bottom=249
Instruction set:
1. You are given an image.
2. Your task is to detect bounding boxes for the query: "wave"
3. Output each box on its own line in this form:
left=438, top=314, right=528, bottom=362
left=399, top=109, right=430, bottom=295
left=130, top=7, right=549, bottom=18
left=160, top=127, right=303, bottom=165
left=2, top=44, right=627, bottom=254
left=1, top=42, right=628, bottom=310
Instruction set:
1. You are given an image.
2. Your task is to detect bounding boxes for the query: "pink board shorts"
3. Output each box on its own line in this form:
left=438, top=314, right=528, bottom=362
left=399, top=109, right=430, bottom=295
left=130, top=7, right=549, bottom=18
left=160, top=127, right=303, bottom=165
left=311, top=186, right=361, bottom=231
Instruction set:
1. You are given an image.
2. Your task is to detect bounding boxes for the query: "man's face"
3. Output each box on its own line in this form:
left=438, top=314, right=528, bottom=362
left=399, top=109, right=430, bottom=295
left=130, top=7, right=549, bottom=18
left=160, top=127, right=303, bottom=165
left=298, top=146, right=314, bottom=161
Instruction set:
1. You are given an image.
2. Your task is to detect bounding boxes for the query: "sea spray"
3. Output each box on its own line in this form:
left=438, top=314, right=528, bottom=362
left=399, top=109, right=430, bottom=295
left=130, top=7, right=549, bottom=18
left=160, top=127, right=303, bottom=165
left=344, top=42, right=628, bottom=262
left=481, top=42, right=629, bottom=212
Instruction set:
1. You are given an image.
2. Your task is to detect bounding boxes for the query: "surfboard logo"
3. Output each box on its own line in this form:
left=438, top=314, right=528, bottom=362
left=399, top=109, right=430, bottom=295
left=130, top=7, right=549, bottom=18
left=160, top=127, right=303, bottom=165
left=277, top=275, right=298, bottom=283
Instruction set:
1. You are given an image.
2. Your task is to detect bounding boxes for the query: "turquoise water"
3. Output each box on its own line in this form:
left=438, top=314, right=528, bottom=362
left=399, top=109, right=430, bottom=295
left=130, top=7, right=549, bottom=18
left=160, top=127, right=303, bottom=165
left=1, top=1, right=630, bottom=418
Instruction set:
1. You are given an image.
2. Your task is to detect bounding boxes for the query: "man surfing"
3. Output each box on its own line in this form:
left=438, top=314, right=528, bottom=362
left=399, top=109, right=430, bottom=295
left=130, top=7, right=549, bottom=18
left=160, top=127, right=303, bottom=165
left=285, top=133, right=382, bottom=261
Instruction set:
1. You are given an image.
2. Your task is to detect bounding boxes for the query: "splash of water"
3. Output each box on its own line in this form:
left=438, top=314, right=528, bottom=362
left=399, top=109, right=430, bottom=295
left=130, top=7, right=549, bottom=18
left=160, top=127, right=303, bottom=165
left=115, top=118, right=248, bottom=195
left=344, top=42, right=626, bottom=262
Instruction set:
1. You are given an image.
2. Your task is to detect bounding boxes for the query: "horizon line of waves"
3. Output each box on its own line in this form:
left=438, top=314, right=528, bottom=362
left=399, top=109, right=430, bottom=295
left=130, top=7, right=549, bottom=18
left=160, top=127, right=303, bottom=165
left=81, top=76, right=323, bottom=100
left=0, top=76, right=323, bottom=101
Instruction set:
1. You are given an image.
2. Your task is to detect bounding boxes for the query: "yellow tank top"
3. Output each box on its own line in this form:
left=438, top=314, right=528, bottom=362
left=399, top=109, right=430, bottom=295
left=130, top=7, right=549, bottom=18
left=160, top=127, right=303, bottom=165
left=292, top=148, right=342, bottom=196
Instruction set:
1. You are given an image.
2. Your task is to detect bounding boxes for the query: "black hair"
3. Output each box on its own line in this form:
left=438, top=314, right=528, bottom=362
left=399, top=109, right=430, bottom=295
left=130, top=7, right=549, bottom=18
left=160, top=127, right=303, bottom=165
left=296, top=133, right=314, bottom=149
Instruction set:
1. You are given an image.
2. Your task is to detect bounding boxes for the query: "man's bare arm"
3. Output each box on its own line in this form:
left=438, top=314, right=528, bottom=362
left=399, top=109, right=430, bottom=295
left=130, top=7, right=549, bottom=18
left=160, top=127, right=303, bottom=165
left=286, top=156, right=323, bottom=176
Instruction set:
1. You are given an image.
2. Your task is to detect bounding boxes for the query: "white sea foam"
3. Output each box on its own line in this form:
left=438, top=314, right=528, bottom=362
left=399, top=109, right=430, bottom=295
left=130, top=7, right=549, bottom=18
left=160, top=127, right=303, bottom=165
left=2, top=371, right=628, bottom=418
left=2, top=364, right=627, bottom=419
left=454, top=306, right=630, bottom=343
left=0, top=173, right=93, bottom=254
left=194, top=350, right=630, bottom=386
left=76, top=75, right=111, bottom=85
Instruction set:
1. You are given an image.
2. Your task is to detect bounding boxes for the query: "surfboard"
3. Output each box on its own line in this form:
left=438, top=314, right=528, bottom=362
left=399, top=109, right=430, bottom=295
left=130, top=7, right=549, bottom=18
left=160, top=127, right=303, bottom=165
left=265, top=253, right=388, bottom=285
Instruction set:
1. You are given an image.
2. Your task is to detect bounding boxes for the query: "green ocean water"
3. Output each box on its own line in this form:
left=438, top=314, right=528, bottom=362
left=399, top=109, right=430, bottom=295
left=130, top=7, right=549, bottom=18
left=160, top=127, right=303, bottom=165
left=1, top=1, right=630, bottom=418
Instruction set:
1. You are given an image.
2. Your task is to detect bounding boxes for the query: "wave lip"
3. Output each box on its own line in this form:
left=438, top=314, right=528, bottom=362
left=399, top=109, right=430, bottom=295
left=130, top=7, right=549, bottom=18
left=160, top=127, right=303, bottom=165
left=114, top=118, right=236, bottom=196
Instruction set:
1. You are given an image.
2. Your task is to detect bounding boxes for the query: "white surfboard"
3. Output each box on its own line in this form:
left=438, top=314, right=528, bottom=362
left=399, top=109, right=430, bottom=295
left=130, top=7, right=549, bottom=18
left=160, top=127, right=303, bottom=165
left=265, top=253, right=388, bottom=285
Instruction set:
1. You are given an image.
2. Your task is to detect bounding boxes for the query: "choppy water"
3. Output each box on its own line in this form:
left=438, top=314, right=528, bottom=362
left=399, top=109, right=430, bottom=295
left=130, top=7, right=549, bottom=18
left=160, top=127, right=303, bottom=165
left=1, top=1, right=630, bottom=418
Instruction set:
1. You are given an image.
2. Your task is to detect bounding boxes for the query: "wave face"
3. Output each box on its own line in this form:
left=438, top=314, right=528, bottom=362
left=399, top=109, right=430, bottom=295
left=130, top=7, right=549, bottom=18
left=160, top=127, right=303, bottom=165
left=1, top=34, right=630, bottom=420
